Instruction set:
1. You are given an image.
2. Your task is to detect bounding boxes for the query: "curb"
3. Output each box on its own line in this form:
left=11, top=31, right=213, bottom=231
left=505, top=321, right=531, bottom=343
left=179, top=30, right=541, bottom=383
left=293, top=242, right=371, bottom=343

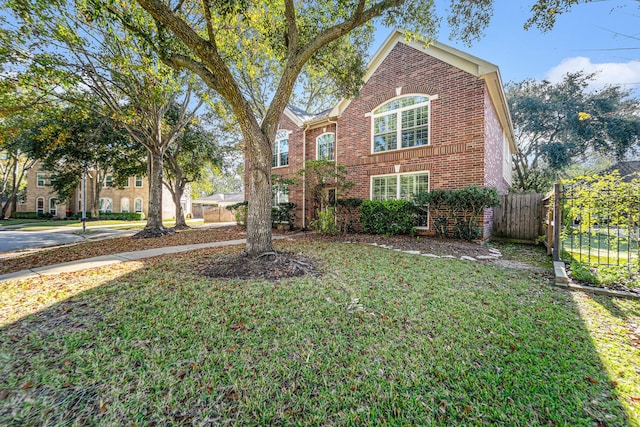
left=553, top=260, right=640, bottom=300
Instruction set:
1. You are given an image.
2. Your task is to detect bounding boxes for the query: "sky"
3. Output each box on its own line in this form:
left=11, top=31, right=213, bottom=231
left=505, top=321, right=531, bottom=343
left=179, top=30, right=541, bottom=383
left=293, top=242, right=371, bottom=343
left=372, top=0, right=640, bottom=94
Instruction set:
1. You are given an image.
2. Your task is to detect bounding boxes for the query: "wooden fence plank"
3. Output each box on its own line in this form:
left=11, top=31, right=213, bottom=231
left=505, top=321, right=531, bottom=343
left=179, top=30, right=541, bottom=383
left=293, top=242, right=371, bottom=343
left=493, top=193, right=544, bottom=242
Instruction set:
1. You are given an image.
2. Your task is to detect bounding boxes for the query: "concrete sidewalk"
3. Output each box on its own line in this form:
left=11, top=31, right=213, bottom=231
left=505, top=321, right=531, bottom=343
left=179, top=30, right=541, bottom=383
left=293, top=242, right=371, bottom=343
left=0, top=239, right=248, bottom=284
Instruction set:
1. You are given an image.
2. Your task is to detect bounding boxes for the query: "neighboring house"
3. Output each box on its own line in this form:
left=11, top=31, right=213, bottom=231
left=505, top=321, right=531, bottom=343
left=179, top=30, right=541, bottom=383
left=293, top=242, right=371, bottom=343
left=16, top=161, right=191, bottom=220
left=598, top=161, right=640, bottom=182
left=192, top=192, right=244, bottom=222
left=257, top=30, right=516, bottom=238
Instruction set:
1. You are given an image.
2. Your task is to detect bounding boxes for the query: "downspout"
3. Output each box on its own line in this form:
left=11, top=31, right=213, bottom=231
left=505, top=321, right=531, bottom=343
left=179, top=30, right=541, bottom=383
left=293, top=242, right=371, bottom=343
left=302, top=124, right=309, bottom=229
left=327, top=118, right=338, bottom=224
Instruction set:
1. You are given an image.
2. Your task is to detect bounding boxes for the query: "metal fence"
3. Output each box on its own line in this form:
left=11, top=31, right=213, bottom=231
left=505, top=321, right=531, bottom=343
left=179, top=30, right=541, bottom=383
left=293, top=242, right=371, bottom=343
left=559, top=182, right=640, bottom=274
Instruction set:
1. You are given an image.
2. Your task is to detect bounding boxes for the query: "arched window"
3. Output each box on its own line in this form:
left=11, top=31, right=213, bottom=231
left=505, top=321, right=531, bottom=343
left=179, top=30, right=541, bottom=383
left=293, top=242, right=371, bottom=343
left=134, top=198, right=143, bottom=213
left=316, top=133, right=335, bottom=161
left=372, top=95, right=430, bottom=153
left=121, top=197, right=130, bottom=213
left=36, top=197, right=44, bottom=214
left=99, top=198, right=113, bottom=213
left=272, top=130, right=289, bottom=168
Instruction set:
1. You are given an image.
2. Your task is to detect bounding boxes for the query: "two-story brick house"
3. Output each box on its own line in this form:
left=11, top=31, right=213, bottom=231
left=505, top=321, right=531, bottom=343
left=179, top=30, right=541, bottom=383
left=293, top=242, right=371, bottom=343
left=16, top=161, right=189, bottom=220
left=267, top=30, right=516, bottom=238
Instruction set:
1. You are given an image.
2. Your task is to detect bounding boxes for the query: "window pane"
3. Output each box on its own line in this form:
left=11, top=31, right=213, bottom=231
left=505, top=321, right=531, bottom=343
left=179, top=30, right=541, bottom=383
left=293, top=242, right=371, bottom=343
left=400, top=173, right=429, bottom=200
left=317, top=134, right=334, bottom=160
left=134, top=198, right=143, bottom=212
left=374, top=134, right=397, bottom=153
left=374, top=96, right=428, bottom=114
left=374, top=114, right=396, bottom=134
left=372, top=176, right=397, bottom=201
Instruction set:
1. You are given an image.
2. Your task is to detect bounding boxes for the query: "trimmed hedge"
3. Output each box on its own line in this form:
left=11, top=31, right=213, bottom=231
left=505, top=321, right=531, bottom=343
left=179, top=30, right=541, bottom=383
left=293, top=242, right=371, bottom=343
left=12, top=212, right=53, bottom=220
left=360, top=200, right=416, bottom=236
left=98, top=212, right=145, bottom=221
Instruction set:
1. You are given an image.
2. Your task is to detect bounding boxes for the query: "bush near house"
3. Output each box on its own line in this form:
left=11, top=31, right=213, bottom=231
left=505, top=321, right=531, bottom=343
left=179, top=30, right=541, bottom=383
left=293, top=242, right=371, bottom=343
left=415, top=186, right=499, bottom=240
left=360, top=200, right=417, bottom=236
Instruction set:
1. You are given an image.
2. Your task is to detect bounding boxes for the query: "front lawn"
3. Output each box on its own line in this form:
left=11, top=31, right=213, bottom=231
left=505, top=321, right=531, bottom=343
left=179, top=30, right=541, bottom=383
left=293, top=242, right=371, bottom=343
left=1, top=242, right=638, bottom=425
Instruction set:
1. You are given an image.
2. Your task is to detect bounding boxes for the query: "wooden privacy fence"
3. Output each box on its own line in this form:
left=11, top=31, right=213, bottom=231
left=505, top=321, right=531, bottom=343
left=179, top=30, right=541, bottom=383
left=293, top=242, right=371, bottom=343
left=492, top=193, right=545, bottom=243
left=203, top=206, right=236, bottom=223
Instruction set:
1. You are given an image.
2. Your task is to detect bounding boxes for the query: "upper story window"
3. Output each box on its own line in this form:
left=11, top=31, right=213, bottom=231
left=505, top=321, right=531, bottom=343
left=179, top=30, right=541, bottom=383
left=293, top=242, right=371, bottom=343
left=36, top=172, right=46, bottom=187
left=135, top=176, right=143, bottom=188
left=372, top=95, right=430, bottom=153
left=316, top=133, right=335, bottom=161
left=272, top=130, right=289, bottom=168
left=104, top=174, right=113, bottom=188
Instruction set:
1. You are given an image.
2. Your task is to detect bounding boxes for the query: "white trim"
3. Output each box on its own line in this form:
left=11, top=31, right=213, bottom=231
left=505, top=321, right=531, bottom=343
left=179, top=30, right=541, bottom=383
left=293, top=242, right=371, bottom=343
left=36, top=172, right=46, bottom=188
left=273, top=130, right=291, bottom=168
left=370, top=94, right=431, bottom=154
left=49, top=197, right=58, bottom=216
left=316, top=132, right=335, bottom=161
left=327, top=29, right=515, bottom=152
left=36, top=197, right=45, bottom=214
left=369, top=170, right=431, bottom=200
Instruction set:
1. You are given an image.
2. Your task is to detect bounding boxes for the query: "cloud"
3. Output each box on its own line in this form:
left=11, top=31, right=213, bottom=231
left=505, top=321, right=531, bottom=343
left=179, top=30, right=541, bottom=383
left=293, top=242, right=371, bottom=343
left=545, top=57, right=640, bottom=91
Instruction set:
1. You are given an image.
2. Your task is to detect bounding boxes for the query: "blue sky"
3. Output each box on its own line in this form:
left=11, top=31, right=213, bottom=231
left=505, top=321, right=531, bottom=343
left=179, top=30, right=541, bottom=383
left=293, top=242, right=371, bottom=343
left=373, top=0, right=640, bottom=92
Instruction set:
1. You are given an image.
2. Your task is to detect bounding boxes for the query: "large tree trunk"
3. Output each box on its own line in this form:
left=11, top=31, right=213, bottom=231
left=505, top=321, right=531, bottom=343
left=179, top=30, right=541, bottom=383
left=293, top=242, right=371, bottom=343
left=171, top=180, right=188, bottom=229
left=244, top=130, right=273, bottom=257
left=136, top=149, right=171, bottom=237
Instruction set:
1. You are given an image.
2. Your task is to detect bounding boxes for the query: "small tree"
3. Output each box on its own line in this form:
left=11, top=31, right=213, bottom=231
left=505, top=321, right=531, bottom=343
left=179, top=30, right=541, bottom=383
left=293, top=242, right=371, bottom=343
left=297, top=160, right=353, bottom=233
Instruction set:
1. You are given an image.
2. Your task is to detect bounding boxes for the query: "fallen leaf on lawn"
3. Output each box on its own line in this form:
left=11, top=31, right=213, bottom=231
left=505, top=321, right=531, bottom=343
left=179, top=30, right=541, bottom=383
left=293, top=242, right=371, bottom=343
left=21, top=380, right=34, bottom=390
left=586, top=377, right=600, bottom=385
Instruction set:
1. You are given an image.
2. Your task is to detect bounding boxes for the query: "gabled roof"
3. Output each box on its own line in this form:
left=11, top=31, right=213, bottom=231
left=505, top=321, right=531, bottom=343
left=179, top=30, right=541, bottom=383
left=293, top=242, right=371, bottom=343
left=329, top=29, right=516, bottom=151
left=284, top=29, right=516, bottom=152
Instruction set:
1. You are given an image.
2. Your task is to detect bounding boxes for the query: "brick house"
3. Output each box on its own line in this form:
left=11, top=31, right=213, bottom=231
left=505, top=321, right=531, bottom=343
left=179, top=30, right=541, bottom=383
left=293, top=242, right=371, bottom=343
left=259, top=30, right=517, bottom=237
left=16, top=161, right=189, bottom=220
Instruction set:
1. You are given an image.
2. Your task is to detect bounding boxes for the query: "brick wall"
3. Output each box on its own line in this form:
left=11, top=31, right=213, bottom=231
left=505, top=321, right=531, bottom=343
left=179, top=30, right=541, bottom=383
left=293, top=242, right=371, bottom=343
left=270, top=41, right=510, bottom=236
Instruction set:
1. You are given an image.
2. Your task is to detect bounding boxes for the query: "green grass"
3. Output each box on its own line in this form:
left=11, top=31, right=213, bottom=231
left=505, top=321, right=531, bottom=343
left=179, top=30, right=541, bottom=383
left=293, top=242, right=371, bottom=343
left=1, top=242, right=638, bottom=426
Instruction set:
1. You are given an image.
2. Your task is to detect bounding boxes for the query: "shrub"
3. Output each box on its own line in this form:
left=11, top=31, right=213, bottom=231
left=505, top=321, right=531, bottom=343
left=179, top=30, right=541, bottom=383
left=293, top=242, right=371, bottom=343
left=12, top=212, right=53, bottom=219
left=414, top=186, right=499, bottom=240
left=226, top=201, right=248, bottom=226
left=272, top=202, right=297, bottom=230
left=310, top=207, right=340, bottom=235
left=98, top=212, right=145, bottom=221
left=335, top=198, right=362, bottom=233
left=360, top=200, right=416, bottom=236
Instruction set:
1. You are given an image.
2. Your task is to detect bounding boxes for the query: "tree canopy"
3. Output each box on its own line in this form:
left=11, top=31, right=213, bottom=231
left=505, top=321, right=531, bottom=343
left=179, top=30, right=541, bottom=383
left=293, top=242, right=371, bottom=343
left=2, top=0, right=592, bottom=254
left=507, top=71, right=640, bottom=192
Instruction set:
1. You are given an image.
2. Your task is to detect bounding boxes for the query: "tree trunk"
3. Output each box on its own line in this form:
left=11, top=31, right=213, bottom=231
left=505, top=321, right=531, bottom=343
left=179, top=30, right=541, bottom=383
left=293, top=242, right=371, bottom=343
left=136, top=149, right=171, bottom=237
left=244, top=130, right=273, bottom=257
left=172, top=184, right=187, bottom=229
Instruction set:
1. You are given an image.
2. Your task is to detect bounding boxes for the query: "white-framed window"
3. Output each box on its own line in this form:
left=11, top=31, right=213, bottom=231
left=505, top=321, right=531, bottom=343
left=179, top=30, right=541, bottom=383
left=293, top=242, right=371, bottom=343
left=123, top=177, right=130, bottom=188
left=371, top=171, right=430, bottom=201
left=272, top=185, right=289, bottom=207
left=121, top=197, right=130, bottom=213
left=134, top=197, right=143, bottom=213
left=99, top=197, right=113, bottom=213
left=36, top=197, right=44, bottom=214
left=49, top=198, right=58, bottom=216
left=316, top=133, right=335, bottom=161
left=36, top=172, right=46, bottom=187
left=104, top=175, right=113, bottom=188
left=135, top=176, right=143, bottom=188
left=272, top=130, right=289, bottom=168
left=371, top=95, right=430, bottom=153
left=503, top=133, right=512, bottom=185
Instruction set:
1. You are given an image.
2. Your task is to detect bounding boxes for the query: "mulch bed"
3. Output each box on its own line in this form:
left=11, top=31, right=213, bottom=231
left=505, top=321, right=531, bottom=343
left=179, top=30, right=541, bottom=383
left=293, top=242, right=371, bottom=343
left=197, top=251, right=322, bottom=281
